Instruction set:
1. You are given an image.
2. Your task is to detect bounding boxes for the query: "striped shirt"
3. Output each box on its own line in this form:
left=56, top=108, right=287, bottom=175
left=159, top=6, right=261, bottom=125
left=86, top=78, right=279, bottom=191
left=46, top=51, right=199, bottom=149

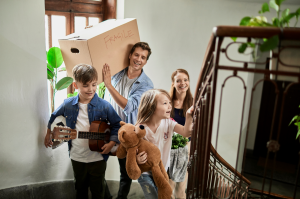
left=104, top=67, right=154, bottom=124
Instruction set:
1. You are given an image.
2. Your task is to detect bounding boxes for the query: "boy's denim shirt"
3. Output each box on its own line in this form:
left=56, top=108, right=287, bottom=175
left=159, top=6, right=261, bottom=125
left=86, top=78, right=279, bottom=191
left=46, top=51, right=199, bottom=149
left=47, top=93, right=121, bottom=161
left=104, top=67, right=154, bottom=124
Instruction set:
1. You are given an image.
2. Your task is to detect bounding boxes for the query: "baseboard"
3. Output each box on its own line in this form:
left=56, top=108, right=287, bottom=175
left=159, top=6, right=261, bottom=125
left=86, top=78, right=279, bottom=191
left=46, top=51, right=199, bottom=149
left=0, top=180, right=75, bottom=199
left=0, top=180, right=145, bottom=199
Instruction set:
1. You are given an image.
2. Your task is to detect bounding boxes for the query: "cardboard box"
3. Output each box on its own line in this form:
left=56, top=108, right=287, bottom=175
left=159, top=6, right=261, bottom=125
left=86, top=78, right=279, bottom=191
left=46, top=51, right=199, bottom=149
left=59, top=18, right=140, bottom=82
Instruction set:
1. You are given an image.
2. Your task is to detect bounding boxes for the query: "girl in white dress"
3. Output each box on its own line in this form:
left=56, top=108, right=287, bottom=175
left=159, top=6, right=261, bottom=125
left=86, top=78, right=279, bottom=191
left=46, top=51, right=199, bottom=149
left=135, top=89, right=193, bottom=199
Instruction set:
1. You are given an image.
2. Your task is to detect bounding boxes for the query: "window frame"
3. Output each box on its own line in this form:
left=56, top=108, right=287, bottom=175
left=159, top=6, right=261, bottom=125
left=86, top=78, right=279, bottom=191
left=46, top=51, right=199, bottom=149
left=45, top=0, right=115, bottom=108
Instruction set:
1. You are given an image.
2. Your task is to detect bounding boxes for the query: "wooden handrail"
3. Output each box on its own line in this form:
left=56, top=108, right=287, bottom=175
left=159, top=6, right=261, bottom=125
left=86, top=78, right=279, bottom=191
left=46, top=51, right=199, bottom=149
left=210, top=144, right=251, bottom=185
left=193, top=34, right=216, bottom=105
left=213, top=26, right=300, bottom=40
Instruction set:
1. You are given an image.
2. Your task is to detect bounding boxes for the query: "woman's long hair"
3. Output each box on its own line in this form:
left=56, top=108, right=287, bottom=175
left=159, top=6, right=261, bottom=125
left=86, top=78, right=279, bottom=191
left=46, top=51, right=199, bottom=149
left=169, top=69, right=193, bottom=118
left=136, top=89, right=171, bottom=125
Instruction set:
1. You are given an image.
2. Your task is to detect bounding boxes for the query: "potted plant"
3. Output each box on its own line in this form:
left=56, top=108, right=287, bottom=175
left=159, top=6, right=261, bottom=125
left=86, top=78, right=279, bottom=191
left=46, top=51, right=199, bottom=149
left=47, top=47, right=73, bottom=113
left=234, top=0, right=300, bottom=53
left=169, top=134, right=189, bottom=182
left=233, top=0, right=300, bottom=82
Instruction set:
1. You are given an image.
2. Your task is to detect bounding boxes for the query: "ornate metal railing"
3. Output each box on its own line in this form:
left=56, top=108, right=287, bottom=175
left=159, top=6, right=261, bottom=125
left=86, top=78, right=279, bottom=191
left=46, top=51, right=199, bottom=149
left=187, top=26, right=300, bottom=199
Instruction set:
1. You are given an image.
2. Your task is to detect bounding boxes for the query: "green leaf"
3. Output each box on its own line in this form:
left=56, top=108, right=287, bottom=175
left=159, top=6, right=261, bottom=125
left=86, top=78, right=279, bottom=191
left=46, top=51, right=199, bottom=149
left=47, top=47, right=63, bottom=68
left=247, top=42, right=256, bottom=48
left=289, top=115, right=299, bottom=126
left=238, top=43, right=248, bottom=53
left=247, top=17, right=271, bottom=27
left=282, top=8, right=290, bottom=19
left=282, top=13, right=296, bottom=25
left=296, top=129, right=300, bottom=139
left=97, top=82, right=106, bottom=98
left=231, top=37, right=237, bottom=42
left=240, top=17, right=251, bottom=26
left=272, top=17, right=280, bottom=26
left=262, top=3, right=270, bottom=13
left=275, top=0, right=285, bottom=6
left=55, top=77, right=73, bottom=91
left=98, top=82, right=105, bottom=89
left=59, top=67, right=66, bottom=72
left=269, top=0, right=279, bottom=12
left=296, top=8, right=300, bottom=18
left=259, top=35, right=279, bottom=52
left=47, top=63, right=54, bottom=73
left=47, top=69, right=54, bottom=79
left=67, top=91, right=78, bottom=98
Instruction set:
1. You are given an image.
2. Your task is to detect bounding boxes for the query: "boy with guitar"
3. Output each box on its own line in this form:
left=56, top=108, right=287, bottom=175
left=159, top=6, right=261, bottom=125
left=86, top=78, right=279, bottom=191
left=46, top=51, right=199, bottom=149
left=44, top=64, right=121, bottom=199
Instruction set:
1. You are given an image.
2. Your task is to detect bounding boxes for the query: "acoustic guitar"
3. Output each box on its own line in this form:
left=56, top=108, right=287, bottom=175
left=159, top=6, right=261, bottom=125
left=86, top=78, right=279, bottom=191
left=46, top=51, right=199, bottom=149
left=51, top=116, right=118, bottom=155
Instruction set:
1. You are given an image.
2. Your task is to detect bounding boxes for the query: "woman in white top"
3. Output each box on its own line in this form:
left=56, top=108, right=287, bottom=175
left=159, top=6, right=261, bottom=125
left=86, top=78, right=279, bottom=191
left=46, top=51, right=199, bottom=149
left=135, top=89, right=193, bottom=199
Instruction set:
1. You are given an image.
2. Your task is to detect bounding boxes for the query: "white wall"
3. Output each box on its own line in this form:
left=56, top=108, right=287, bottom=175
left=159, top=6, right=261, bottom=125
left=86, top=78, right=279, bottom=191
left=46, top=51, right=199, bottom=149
left=0, top=0, right=73, bottom=190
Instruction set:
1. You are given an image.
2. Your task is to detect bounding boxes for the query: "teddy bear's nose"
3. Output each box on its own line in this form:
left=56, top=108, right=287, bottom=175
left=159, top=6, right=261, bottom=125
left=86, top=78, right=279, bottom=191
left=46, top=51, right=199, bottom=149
left=139, top=125, right=144, bottom=130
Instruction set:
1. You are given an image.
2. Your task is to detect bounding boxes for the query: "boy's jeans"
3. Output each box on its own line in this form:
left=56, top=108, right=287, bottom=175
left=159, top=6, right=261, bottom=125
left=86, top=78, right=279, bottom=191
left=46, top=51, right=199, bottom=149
left=137, top=174, right=158, bottom=199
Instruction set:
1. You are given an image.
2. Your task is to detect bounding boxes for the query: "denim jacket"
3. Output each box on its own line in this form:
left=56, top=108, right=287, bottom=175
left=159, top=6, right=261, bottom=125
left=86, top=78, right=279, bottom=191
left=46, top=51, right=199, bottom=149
left=48, top=93, right=121, bottom=160
left=104, top=67, right=154, bottom=124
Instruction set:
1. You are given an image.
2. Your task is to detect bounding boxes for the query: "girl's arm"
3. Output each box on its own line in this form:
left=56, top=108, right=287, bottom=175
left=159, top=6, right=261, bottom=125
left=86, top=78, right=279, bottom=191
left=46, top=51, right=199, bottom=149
left=174, top=106, right=194, bottom=137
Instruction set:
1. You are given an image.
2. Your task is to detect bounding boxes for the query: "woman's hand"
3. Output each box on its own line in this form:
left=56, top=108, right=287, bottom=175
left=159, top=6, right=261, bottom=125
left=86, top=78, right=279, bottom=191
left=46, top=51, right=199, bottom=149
left=136, top=149, right=147, bottom=164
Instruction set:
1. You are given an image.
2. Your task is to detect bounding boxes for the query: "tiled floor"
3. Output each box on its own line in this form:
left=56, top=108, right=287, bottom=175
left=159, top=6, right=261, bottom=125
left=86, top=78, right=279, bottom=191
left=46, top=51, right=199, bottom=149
left=243, top=150, right=300, bottom=198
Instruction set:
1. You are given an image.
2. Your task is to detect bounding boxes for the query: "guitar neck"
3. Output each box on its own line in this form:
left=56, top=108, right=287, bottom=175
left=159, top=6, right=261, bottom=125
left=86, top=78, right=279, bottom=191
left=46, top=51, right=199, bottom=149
left=78, top=131, right=109, bottom=140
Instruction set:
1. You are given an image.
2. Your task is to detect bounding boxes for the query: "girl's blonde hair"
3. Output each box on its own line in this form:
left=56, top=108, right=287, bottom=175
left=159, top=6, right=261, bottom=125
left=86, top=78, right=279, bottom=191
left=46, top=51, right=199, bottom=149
left=136, top=89, right=171, bottom=125
left=169, top=69, right=193, bottom=118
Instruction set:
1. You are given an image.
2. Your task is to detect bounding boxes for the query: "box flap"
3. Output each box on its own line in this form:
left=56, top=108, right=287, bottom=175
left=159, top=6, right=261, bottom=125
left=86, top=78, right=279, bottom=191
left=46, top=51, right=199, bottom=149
left=59, top=18, right=137, bottom=40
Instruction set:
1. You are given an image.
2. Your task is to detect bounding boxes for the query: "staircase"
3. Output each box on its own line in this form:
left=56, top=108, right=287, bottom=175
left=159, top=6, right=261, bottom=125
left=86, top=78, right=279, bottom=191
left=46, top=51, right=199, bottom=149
left=187, top=26, right=300, bottom=199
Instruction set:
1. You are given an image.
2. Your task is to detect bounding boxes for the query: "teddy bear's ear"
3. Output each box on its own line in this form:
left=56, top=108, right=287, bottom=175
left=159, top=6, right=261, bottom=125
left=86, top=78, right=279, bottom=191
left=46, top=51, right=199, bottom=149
left=136, top=125, right=146, bottom=139
left=120, top=121, right=126, bottom=126
left=118, top=130, right=125, bottom=143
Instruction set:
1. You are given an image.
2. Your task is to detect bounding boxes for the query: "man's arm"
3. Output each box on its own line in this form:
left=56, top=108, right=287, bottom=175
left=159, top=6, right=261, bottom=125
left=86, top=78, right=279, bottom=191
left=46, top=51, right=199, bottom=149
left=123, top=82, right=153, bottom=116
left=103, top=63, right=128, bottom=109
left=106, top=85, right=128, bottom=109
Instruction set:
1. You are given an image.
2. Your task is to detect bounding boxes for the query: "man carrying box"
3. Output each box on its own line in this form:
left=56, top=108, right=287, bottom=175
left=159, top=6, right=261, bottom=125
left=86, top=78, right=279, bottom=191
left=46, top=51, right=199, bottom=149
left=102, top=42, right=154, bottom=198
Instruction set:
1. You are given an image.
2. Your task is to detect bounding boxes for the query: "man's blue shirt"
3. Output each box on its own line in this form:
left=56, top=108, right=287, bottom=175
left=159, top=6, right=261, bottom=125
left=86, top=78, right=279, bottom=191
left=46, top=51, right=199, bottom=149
left=104, top=67, right=154, bottom=124
left=48, top=93, right=121, bottom=160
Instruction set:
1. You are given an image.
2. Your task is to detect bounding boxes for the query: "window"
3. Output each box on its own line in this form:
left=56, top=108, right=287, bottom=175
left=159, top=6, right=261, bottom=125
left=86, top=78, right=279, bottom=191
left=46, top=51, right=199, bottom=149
left=45, top=0, right=115, bottom=110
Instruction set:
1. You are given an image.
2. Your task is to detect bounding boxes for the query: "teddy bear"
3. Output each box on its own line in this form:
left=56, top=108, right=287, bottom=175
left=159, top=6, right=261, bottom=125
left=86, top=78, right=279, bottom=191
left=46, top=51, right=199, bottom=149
left=116, top=121, right=172, bottom=199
